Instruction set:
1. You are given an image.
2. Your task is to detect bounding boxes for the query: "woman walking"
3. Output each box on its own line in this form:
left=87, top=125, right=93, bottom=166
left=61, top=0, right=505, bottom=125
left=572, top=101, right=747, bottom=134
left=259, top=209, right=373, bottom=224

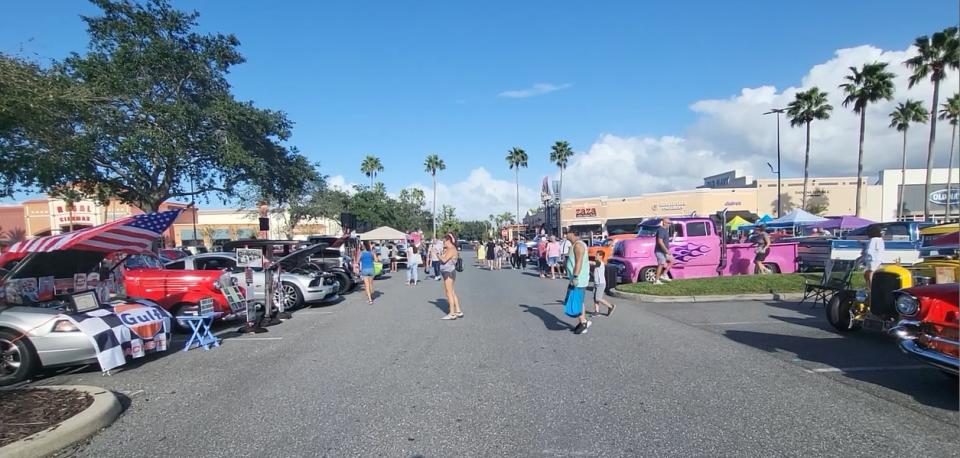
left=537, top=236, right=548, bottom=278
left=359, top=241, right=378, bottom=304
left=477, top=240, right=487, bottom=268
left=439, top=233, right=463, bottom=320
left=389, top=244, right=399, bottom=273
left=546, top=235, right=561, bottom=279
left=861, top=226, right=885, bottom=290
left=405, top=243, right=420, bottom=286
left=485, top=239, right=496, bottom=270
left=751, top=225, right=772, bottom=275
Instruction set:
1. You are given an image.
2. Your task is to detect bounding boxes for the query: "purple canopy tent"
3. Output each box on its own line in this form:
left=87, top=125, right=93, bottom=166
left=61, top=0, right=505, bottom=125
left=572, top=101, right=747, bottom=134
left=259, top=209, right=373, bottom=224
left=812, top=215, right=873, bottom=231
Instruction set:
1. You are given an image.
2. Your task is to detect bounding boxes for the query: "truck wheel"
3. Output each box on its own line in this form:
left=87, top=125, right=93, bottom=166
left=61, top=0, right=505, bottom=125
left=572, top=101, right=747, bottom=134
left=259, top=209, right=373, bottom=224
left=640, top=267, right=658, bottom=284
left=763, top=263, right=780, bottom=274
left=826, top=294, right=861, bottom=333
left=0, top=329, right=39, bottom=386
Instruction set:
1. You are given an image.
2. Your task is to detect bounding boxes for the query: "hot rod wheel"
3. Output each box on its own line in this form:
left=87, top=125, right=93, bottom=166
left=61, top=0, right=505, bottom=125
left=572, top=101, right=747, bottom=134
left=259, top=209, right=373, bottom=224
left=826, top=293, right=863, bottom=332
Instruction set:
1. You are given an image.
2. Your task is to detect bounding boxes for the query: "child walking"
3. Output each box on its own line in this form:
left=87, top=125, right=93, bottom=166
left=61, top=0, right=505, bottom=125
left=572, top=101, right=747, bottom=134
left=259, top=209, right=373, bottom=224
left=592, top=251, right=616, bottom=316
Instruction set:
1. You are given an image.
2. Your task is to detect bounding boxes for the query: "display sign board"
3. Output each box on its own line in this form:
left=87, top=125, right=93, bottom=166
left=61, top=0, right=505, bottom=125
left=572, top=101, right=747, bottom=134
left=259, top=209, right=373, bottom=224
left=236, top=248, right=263, bottom=268
left=222, top=285, right=247, bottom=315
left=198, top=297, right=214, bottom=316
left=935, top=266, right=956, bottom=284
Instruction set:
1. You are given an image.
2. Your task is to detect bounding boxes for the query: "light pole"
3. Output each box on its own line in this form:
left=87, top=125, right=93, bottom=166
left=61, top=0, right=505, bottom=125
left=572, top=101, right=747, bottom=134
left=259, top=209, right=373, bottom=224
left=764, top=108, right=786, bottom=217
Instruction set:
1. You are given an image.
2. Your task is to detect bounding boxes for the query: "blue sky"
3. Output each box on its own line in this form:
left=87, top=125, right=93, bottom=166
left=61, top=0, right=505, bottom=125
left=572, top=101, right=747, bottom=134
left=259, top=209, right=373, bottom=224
left=2, top=1, right=957, bottom=217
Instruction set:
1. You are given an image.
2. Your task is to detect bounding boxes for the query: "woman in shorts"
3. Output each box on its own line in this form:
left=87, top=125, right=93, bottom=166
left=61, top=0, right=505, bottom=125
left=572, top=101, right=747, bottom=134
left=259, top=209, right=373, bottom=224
left=439, top=233, right=462, bottom=320
left=359, top=242, right=378, bottom=304
left=861, top=226, right=885, bottom=289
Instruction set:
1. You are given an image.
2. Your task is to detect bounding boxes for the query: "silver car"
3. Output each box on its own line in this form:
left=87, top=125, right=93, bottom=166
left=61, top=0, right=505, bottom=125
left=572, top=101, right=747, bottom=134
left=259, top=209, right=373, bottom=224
left=1, top=303, right=98, bottom=386
left=166, top=249, right=339, bottom=311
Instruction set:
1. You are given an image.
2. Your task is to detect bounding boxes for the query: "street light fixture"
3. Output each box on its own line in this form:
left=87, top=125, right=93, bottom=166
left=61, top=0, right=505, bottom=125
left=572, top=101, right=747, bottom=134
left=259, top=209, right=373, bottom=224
left=764, top=108, right=786, bottom=217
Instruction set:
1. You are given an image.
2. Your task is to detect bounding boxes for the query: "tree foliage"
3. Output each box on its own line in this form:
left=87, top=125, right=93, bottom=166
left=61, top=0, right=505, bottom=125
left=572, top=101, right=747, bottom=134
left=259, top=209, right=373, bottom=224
left=803, top=188, right=830, bottom=215
left=1, top=0, right=314, bottom=211
left=437, top=205, right=461, bottom=236
left=361, top=155, right=384, bottom=187
left=459, top=220, right=491, bottom=241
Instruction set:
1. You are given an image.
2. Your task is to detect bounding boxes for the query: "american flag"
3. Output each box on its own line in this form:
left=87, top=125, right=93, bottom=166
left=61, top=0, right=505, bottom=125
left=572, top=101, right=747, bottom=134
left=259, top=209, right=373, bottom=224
left=7, top=209, right=183, bottom=254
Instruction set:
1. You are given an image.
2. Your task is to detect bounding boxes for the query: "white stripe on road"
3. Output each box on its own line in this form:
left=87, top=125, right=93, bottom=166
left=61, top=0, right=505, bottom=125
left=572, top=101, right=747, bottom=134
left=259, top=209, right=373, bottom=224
left=231, top=337, right=284, bottom=341
left=805, top=365, right=932, bottom=373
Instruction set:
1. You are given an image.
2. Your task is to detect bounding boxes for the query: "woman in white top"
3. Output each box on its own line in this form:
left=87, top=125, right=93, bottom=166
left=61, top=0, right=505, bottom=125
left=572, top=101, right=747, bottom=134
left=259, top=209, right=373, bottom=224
left=861, top=225, right=885, bottom=289
left=405, top=244, right=420, bottom=286
left=591, top=251, right=616, bottom=316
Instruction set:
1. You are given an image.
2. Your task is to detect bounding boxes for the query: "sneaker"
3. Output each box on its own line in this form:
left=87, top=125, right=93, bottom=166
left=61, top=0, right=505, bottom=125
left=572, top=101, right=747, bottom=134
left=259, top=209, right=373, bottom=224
left=575, top=320, right=592, bottom=335
left=659, top=275, right=672, bottom=282
left=652, top=280, right=663, bottom=285
left=572, top=322, right=583, bottom=334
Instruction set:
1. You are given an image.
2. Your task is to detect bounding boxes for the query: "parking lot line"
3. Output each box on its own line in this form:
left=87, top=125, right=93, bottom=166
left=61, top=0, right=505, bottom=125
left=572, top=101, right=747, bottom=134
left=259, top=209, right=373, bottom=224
left=231, top=337, right=283, bottom=341
left=805, top=365, right=932, bottom=373
left=690, top=321, right=787, bottom=326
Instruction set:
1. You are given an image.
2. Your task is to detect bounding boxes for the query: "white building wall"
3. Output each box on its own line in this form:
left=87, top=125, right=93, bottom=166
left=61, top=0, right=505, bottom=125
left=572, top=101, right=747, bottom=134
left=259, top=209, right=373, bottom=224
left=878, top=168, right=960, bottom=222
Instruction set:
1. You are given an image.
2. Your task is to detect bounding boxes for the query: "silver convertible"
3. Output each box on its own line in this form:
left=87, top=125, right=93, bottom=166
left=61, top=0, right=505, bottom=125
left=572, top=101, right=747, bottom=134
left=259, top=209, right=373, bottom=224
left=165, top=245, right=340, bottom=311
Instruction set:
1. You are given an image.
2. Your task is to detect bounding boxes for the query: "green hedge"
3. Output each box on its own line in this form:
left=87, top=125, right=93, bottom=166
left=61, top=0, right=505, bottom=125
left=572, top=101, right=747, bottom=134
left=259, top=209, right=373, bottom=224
left=615, top=273, right=865, bottom=296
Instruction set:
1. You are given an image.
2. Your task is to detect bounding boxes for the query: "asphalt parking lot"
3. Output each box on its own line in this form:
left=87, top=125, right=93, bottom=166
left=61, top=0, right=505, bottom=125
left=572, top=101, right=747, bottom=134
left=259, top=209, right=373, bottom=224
left=15, top=254, right=960, bottom=456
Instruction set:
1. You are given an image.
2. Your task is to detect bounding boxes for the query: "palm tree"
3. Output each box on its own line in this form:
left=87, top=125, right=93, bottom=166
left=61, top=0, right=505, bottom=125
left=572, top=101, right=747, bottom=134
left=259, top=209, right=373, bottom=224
left=786, top=87, right=833, bottom=208
left=423, top=154, right=446, bottom=237
left=505, top=147, right=528, bottom=225
left=360, top=155, right=384, bottom=188
left=889, top=100, right=930, bottom=220
left=839, top=62, right=895, bottom=216
left=549, top=141, right=574, bottom=232
left=904, top=27, right=959, bottom=220
left=940, top=93, right=960, bottom=220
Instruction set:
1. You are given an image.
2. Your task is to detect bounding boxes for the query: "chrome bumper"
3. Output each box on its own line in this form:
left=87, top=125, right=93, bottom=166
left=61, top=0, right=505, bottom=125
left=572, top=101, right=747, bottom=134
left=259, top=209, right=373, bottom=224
left=891, top=320, right=960, bottom=375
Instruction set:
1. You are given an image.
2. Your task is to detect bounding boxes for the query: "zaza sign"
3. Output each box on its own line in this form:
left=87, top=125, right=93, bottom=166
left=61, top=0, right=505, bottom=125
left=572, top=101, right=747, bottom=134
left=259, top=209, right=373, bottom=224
left=575, top=208, right=597, bottom=218
left=929, top=189, right=960, bottom=206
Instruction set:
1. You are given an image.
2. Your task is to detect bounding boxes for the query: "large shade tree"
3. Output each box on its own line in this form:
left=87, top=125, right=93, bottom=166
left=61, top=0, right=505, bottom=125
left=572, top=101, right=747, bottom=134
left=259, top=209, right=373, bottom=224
left=904, top=26, right=959, bottom=220
left=423, top=154, right=445, bottom=237
left=360, top=155, right=384, bottom=188
left=889, top=100, right=930, bottom=220
left=505, top=147, right=528, bottom=225
left=786, top=87, right=832, bottom=208
left=839, top=62, right=895, bottom=216
left=940, top=93, right=960, bottom=220
left=3, top=0, right=313, bottom=212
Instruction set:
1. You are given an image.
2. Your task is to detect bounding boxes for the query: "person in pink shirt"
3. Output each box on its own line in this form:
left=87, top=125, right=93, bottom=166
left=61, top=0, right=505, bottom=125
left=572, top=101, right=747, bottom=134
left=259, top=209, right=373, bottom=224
left=546, top=235, right=562, bottom=280
left=537, top=237, right=548, bottom=278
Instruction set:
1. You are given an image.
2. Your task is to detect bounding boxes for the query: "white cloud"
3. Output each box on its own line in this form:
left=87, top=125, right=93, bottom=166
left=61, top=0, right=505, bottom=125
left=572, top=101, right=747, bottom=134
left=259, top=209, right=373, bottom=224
left=498, top=83, right=572, bottom=98
left=562, top=44, right=959, bottom=198
left=327, top=175, right=358, bottom=195
left=407, top=167, right=539, bottom=221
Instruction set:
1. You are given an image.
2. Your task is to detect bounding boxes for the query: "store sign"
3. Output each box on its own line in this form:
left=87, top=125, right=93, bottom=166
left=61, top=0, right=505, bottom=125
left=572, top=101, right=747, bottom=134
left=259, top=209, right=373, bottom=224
left=723, top=201, right=742, bottom=206
left=575, top=208, right=597, bottom=218
left=652, top=202, right=685, bottom=212
left=929, top=189, right=960, bottom=206
left=58, top=215, right=92, bottom=223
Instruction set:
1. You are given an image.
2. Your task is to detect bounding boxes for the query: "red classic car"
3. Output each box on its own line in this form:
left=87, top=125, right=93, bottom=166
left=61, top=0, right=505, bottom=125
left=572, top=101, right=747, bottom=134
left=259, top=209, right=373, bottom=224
left=1, top=249, right=235, bottom=330
left=891, top=283, right=959, bottom=376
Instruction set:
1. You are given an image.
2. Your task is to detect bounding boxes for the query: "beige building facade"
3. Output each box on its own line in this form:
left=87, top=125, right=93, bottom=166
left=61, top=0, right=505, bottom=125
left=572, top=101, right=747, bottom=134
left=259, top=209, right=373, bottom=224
left=171, top=208, right=341, bottom=247
left=557, top=169, right=947, bottom=234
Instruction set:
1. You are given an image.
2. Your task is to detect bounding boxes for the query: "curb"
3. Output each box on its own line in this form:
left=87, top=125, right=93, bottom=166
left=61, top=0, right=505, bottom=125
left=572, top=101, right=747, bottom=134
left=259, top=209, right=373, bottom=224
left=610, top=289, right=805, bottom=303
left=0, top=386, right=123, bottom=458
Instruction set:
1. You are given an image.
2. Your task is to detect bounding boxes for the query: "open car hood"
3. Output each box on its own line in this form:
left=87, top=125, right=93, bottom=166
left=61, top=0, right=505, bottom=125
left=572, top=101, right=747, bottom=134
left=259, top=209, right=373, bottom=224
left=275, top=244, right=328, bottom=271
left=0, top=249, right=112, bottom=281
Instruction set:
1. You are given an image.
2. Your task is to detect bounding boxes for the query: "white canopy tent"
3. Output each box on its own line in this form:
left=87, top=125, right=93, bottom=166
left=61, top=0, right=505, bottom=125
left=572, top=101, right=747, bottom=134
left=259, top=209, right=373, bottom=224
left=359, top=226, right=407, bottom=241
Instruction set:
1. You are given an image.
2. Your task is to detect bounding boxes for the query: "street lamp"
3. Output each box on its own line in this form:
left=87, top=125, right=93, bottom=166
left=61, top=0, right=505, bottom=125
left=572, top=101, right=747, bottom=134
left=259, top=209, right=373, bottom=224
left=764, top=108, right=786, bottom=217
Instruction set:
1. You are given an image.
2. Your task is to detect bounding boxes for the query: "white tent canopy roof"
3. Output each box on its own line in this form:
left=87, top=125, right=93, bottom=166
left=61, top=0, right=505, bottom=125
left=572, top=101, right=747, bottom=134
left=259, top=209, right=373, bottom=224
left=359, top=226, right=407, bottom=241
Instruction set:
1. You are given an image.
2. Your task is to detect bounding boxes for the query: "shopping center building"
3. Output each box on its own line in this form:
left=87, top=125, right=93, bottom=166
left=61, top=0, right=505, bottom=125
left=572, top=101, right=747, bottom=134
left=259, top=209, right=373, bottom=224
left=170, top=208, right=340, bottom=247
left=556, top=168, right=958, bottom=235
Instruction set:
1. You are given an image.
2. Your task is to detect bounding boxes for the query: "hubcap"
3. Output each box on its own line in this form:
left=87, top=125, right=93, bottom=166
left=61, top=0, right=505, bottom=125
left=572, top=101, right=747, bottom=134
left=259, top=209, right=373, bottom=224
left=643, top=269, right=657, bottom=283
left=0, top=339, right=22, bottom=376
left=275, top=284, right=298, bottom=309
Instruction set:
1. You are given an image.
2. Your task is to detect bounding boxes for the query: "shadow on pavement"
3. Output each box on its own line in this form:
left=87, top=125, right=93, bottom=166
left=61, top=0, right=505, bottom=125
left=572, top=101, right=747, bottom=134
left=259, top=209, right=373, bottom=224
left=519, top=304, right=573, bottom=331
left=723, top=328, right=959, bottom=411
left=429, top=299, right=451, bottom=315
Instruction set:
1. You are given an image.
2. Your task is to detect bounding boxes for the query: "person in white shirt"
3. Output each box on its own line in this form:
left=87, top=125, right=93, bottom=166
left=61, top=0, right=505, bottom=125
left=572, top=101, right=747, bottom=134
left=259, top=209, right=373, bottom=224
left=559, top=236, right=572, bottom=276
left=861, top=226, right=885, bottom=289
left=591, top=251, right=616, bottom=316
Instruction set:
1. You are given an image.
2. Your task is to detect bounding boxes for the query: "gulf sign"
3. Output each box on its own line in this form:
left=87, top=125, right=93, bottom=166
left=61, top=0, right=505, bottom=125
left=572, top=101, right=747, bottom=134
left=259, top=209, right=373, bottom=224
left=113, top=303, right=167, bottom=339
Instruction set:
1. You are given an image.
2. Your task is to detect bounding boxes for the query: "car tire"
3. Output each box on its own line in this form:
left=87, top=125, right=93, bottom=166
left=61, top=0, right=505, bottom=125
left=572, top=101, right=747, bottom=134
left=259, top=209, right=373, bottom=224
left=640, top=267, right=658, bottom=284
left=335, top=272, right=352, bottom=295
left=275, top=282, right=304, bottom=310
left=0, top=329, right=40, bottom=386
left=826, top=294, right=862, bottom=332
left=171, top=302, right=199, bottom=334
left=763, top=263, right=780, bottom=274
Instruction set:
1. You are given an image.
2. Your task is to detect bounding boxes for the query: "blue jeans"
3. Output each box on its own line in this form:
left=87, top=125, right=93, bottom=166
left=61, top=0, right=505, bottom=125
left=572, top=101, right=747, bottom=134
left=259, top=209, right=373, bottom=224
left=407, top=264, right=419, bottom=283
left=431, top=260, right=441, bottom=277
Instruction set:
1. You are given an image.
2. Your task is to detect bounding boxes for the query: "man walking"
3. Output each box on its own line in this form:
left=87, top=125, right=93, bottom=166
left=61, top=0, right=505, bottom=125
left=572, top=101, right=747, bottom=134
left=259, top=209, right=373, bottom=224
left=653, top=217, right=673, bottom=285
left=563, top=229, right=592, bottom=334
left=559, top=234, right=572, bottom=276
left=516, top=238, right=528, bottom=271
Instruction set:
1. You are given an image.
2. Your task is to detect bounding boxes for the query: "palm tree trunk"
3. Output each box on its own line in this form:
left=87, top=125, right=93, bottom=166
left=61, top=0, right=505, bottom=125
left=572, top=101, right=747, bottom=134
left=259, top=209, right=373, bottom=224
left=947, top=124, right=957, bottom=221
left=432, top=172, right=437, bottom=237
left=898, top=129, right=908, bottom=221
left=558, top=167, right=564, bottom=236
left=855, top=110, right=866, bottom=216
left=802, top=121, right=811, bottom=209
left=515, top=168, right=520, bottom=225
left=924, top=80, right=941, bottom=221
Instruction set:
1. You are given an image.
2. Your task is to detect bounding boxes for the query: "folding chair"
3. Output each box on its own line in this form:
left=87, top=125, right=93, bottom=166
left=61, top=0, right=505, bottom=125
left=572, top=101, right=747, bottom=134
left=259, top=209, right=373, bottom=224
left=800, top=259, right=856, bottom=308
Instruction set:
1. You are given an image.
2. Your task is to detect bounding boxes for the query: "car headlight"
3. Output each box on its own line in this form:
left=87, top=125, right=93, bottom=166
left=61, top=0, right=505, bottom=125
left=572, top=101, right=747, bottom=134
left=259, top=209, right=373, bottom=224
left=52, top=320, right=80, bottom=332
left=212, top=280, right=222, bottom=290
left=895, top=294, right=919, bottom=316
left=854, top=288, right=868, bottom=303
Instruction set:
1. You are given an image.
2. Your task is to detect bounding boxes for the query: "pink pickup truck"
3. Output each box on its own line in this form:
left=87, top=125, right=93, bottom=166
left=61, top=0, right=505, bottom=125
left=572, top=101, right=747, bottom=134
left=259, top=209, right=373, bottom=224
left=608, top=217, right=798, bottom=284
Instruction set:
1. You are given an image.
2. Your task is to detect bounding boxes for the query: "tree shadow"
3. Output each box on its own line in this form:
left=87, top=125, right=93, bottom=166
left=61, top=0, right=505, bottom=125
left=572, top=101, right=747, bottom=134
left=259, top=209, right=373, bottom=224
left=518, top=304, right=573, bottom=331
left=723, top=328, right=959, bottom=411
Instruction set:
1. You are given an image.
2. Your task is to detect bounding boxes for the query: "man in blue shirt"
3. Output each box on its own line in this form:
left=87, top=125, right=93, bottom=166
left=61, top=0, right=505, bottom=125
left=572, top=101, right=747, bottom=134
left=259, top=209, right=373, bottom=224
left=517, top=238, right=528, bottom=270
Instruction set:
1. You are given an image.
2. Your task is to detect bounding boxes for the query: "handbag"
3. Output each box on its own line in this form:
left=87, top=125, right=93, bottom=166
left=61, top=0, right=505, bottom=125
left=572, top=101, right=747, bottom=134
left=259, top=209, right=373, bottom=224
left=455, top=257, right=464, bottom=272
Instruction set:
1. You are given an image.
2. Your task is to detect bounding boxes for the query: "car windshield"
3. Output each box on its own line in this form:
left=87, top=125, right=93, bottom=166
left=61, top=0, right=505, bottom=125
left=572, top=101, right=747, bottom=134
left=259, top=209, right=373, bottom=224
left=124, top=254, right=164, bottom=269
left=636, top=225, right=660, bottom=236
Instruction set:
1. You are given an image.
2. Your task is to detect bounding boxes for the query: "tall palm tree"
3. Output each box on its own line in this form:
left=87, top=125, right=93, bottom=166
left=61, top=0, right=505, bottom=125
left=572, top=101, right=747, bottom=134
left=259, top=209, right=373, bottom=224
left=549, top=141, right=574, bottom=233
left=889, top=100, right=930, bottom=220
left=840, top=62, right=895, bottom=216
left=423, top=154, right=446, bottom=237
left=904, top=26, right=959, bottom=220
left=786, top=87, right=833, bottom=208
left=505, top=147, right=528, bottom=224
left=940, top=93, right=960, bottom=220
left=360, top=155, right=384, bottom=188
